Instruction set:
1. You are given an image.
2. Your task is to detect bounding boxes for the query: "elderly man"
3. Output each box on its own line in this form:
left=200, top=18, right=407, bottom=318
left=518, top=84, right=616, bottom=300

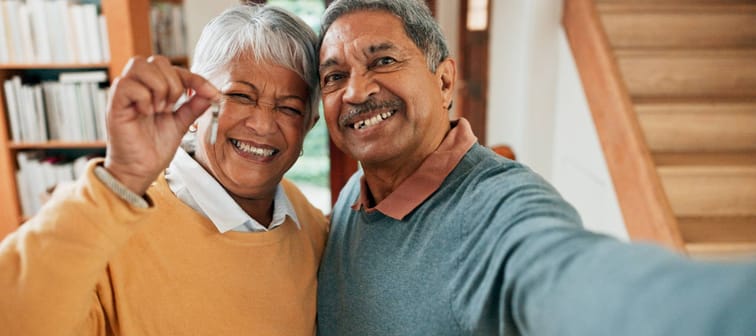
left=315, top=0, right=756, bottom=335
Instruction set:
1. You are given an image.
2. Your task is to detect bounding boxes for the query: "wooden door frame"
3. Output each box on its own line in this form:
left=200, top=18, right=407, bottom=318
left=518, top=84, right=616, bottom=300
left=456, top=0, right=491, bottom=144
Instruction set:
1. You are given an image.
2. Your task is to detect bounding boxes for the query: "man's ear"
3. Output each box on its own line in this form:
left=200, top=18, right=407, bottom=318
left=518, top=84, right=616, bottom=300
left=436, top=58, right=456, bottom=110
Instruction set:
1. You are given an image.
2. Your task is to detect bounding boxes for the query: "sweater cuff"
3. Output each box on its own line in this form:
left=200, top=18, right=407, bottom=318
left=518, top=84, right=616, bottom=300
left=93, top=165, right=151, bottom=209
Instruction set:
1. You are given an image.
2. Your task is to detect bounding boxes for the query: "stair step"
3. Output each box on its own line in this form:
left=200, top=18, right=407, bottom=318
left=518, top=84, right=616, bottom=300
left=654, top=151, right=756, bottom=166
left=599, top=4, right=756, bottom=49
left=597, top=0, right=756, bottom=5
left=658, top=164, right=756, bottom=216
left=636, top=101, right=756, bottom=152
left=617, top=49, right=756, bottom=99
left=679, top=216, right=756, bottom=243
left=686, top=242, right=756, bottom=261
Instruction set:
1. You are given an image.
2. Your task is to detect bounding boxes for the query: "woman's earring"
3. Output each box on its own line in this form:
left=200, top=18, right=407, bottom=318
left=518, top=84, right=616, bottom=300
left=300, top=149, right=304, bottom=157
left=189, top=123, right=198, bottom=133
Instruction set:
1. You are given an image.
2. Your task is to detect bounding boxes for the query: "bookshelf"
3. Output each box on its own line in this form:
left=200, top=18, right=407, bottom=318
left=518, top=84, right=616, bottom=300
left=0, top=0, right=186, bottom=239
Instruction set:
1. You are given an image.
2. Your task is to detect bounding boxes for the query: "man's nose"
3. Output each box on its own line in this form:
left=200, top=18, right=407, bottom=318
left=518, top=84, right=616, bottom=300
left=342, top=73, right=378, bottom=104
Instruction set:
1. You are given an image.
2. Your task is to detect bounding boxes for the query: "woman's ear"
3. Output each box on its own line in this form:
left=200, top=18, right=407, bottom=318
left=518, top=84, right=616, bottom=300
left=436, top=58, right=456, bottom=110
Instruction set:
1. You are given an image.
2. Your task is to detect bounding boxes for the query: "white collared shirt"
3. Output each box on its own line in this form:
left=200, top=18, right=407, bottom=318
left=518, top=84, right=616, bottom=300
left=165, top=148, right=300, bottom=233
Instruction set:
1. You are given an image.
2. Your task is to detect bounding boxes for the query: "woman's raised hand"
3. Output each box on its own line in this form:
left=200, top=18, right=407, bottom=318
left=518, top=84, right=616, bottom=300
left=104, top=55, right=220, bottom=195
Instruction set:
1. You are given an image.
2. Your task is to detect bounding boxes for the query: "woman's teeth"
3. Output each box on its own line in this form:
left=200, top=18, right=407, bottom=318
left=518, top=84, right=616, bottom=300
left=230, top=139, right=276, bottom=157
left=353, top=110, right=395, bottom=130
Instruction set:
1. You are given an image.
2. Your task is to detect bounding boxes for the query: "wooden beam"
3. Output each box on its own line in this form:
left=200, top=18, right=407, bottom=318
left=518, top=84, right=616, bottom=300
left=101, top=0, right=154, bottom=79
left=0, top=70, right=22, bottom=238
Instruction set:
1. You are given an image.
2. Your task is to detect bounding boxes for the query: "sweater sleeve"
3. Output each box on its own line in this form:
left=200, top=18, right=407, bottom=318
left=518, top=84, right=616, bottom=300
left=504, top=220, right=756, bottom=336
left=0, top=159, right=155, bottom=336
left=453, top=168, right=756, bottom=336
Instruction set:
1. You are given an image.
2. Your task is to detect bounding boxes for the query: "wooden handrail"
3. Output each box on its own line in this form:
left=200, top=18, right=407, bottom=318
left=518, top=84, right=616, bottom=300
left=562, top=0, right=685, bottom=251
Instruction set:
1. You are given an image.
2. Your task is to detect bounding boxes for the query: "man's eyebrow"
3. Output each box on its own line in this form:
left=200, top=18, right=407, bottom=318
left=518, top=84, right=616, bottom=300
left=319, top=58, right=338, bottom=71
left=319, top=42, right=400, bottom=71
left=368, top=42, right=397, bottom=54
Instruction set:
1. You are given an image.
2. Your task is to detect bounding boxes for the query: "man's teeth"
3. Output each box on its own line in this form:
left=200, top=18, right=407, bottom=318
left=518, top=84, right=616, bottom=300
left=231, top=139, right=275, bottom=157
left=353, top=111, right=395, bottom=130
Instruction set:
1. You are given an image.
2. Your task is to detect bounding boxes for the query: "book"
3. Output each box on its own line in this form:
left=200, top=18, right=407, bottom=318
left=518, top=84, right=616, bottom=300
left=59, top=0, right=78, bottom=63
left=27, top=0, right=51, bottom=63
left=18, top=4, right=35, bottom=62
left=76, top=82, right=96, bottom=140
left=15, top=152, right=35, bottom=216
left=98, top=15, right=110, bottom=62
left=82, top=4, right=102, bottom=63
left=70, top=5, right=89, bottom=63
left=32, top=85, right=47, bottom=141
left=42, top=82, right=61, bottom=140
left=46, top=0, right=70, bottom=63
left=0, top=2, right=10, bottom=63
left=59, top=70, right=108, bottom=83
left=91, top=83, right=108, bottom=140
left=4, top=1, right=24, bottom=62
left=3, top=77, right=22, bottom=141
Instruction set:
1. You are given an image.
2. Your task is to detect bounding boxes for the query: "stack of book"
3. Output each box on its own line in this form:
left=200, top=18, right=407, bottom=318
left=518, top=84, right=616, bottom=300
left=15, top=151, right=93, bottom=216
left=0, top=0, right=110, bottom=64
left=151, top=2, right=187, bottom=58
left=2, top=71, right=109, bottom=142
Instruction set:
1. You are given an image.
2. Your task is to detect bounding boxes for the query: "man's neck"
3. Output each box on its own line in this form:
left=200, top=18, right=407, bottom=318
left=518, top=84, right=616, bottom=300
left=361, top=126, right=451, bottom=206
left=361, top=160, right=420, bottom=206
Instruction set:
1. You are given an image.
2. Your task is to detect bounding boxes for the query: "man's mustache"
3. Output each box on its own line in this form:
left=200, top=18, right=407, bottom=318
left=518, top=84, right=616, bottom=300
left=339, top=98, right=404, bottom=127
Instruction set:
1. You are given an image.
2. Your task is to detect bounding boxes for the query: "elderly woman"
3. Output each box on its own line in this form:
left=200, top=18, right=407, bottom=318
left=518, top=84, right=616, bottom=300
left=0, top=5, right=327, bottom=335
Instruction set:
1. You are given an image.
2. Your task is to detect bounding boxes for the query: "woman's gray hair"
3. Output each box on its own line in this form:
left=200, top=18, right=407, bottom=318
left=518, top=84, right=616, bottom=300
left=319, top=0, right=449, bottom=73
left=192, top=4, right=320, bottom=128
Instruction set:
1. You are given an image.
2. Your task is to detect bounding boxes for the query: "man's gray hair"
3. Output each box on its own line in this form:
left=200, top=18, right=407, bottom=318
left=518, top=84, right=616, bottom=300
left=192, top=4, right=320, bottom=128
left=319, top=0, right=449, bottom=73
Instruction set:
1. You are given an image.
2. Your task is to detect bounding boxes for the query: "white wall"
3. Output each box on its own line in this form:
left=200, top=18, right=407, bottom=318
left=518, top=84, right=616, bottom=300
left=183, top=0, right=239, bottom=63
left=486, top=1, right=562, bottom=179
left=435, top=1, right=459, bottom=59
left=550, top=31, right=628, bottom=240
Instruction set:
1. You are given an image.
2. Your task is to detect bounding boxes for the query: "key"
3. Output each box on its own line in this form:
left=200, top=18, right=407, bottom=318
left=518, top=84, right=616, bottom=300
left=209, top=102, right=221, bottom=145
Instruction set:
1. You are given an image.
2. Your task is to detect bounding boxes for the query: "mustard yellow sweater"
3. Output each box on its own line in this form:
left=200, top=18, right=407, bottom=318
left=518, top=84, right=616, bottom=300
left=0, top=161, right=329, bottom=335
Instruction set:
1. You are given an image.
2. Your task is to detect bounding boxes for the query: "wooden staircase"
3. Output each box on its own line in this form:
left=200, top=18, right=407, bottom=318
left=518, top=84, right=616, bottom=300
left=566, top=0, right=756, bottom=260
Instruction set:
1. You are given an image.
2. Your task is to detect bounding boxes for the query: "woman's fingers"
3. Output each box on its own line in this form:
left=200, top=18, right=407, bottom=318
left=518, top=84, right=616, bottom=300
left=118, top=55, right=202, bottom=115
left=108, top=76, right=154, bottom=118
left=175, top=67, right=220, bottom=101
left=148, top=55, right=186, bottom=113
left=109, top=55, right=221, bottom=133
left=173, top=94, right=214, bottom=134
left=169, top=67, right=221, bottom=131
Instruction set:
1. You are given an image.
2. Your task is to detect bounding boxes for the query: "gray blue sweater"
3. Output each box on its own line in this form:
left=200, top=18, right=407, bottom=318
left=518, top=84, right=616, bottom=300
left=317, top=143, right=756, bottom=335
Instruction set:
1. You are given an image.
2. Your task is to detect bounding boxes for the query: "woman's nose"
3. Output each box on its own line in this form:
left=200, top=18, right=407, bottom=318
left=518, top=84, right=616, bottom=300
left=243, top=103, right=278, bottom=136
